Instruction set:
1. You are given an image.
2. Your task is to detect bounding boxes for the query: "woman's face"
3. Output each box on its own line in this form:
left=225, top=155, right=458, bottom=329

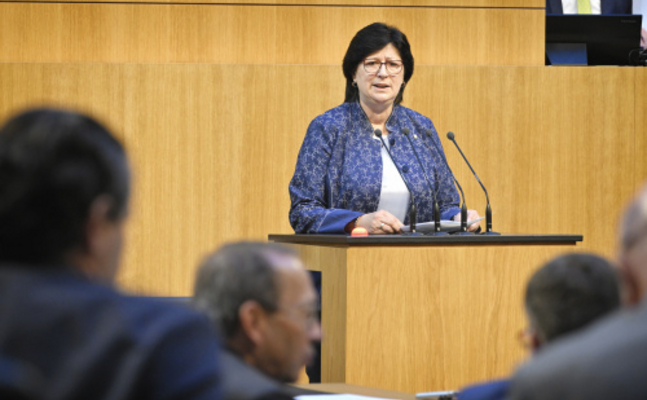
left=353, top=43, right=405, bottom=112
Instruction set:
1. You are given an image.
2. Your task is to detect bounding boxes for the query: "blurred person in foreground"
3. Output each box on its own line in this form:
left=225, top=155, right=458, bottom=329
left=509, top=184, right=647, bottom=400
left=458, top=253, right=621, bottom=400
left=0, top=108, right=222, bottom=400
left=289, top=22, right=481, bottom=235
left=193, top=242, right=322, bottom=400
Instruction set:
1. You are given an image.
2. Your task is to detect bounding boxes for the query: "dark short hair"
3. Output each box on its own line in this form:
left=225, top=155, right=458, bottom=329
left=192, top=242, right=299, bottom=338
left=342, top=22, right=414, bottom=104
left=0, top=108, right=129, bottom=265
left=525, top=253, right=621, bottom=343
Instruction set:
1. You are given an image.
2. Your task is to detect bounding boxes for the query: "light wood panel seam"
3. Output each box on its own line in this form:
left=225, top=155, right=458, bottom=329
left=634, top=67, right=639, bottom=193
left=0, top=0, right=545, bottom=9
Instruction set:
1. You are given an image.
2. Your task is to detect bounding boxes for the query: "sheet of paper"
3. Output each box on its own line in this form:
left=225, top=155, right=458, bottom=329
left=296, top=394, right=398, bottom=400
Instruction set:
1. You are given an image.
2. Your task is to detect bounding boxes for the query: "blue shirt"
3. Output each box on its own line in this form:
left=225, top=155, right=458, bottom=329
left=289, top=101, right=460, bottom=234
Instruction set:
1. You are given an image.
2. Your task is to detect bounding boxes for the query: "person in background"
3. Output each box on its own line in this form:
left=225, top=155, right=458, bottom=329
left=547, top=0, right=646, bottom=46
left=0, top=108, right=222, bottom=400
left=546, top=0, right=632, bottom=14
left=458, top=253, right=621, bottom=400
left=289, top=22, right=481, bottom=235
left=193, top=242, right=322, bottom=400
left=509, top=184, right=647, bottom=400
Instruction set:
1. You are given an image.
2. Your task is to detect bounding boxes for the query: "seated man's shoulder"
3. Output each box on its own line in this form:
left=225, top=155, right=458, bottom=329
left=510, top=306, right=647, bottom=400
left=458, top=379, right=509, bottom=400
left=3, top=266, right=208, bottom=334
left=0, top=267, right=221, bottom=400
left=220, top=350, right=290, bottom=400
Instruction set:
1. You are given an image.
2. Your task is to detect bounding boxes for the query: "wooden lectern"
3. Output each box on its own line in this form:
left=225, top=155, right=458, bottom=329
left=269, top=234, right=582, bottom=394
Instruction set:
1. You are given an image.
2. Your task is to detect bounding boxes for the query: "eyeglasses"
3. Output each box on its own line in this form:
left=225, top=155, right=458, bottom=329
left=363, top=59, right=403, bottom=75
left=275, top=302, right=320, bottom=330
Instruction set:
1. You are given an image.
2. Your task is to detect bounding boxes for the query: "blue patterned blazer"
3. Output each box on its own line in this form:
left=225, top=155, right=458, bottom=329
left=289, top=101, right=460, bottom=234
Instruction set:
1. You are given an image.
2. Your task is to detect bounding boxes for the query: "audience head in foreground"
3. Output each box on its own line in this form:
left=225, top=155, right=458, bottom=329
left=458, top=252, right=620, bottom=400
left=0, top=108, right=221, bottom=400
left=0, top=108, right=129, bottom=277
left=523, top=253, right=621, bottom=351
left=194, top=242, right=322, bottom=384
left=510, top=185, right=647, bottom=400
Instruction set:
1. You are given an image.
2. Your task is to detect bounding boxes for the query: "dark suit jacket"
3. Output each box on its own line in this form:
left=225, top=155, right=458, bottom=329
left=509, top=301, right=647, bottom=400
left=220, top=349, right=320, bottom=400
left=546, top=0, right=633, bottom=14
left=0, top=265, right=222, bottom=400
left=0, top=355, right=43, bottom=400
left=457, top=379, right=509, bottom=400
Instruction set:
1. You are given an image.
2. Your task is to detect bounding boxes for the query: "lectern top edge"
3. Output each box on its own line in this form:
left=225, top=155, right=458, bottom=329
left=268, top=234, right=583, bottom=247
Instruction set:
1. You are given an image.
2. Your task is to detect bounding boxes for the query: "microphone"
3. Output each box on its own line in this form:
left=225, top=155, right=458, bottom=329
left=374, top=129, right=422, bottom=236
left=423, top=129, right=471, bottom=234
left=446, top=131, right=499, bottom=235
left=402, top=128, right=447, bottom=236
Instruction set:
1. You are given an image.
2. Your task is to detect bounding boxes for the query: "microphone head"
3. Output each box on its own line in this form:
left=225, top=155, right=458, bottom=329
left=374, top=129, right=382, bottom=137
left=446, top=131, right=455, bottom=140
left=424, top=129, right=433, bottom=138
left=402, top=128, right=410, bottom=136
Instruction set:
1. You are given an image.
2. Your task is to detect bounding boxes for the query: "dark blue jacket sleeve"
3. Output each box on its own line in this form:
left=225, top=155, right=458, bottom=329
left=289, top=118, right=363, bottom=234
left=140, top=308, right=222, bottom=400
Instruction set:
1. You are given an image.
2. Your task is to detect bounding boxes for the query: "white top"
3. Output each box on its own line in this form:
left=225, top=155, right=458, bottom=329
left=636, top=0, right=647, bottom=29
left=375, top=135, right=410, bottom=223
left=561, top=0, right=601, bottom=14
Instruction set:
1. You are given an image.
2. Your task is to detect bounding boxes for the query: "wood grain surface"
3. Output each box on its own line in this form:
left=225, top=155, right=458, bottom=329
left=636, top=68, right=647, bottom=196
left=0, top=64, right=643, bottom=297
left=288, top=243, right=580, bottom=392
left=0, top=2, right=544, bottom=65
left=0, top=0, right=544, bottom=7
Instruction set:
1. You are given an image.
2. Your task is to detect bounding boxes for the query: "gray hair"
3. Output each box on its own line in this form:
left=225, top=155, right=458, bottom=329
left=192, top=241, right=298, bottom=338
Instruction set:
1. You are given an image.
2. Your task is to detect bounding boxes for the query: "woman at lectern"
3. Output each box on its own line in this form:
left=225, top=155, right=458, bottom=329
left=289, top=22, right=481, bottom=235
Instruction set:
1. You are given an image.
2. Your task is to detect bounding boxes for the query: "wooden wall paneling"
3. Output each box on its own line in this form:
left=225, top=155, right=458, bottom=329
left=0, top=3, right=544, bottom=65
left=0, top=63, right=342, bottom=295
left=407, top=66, right=636, bottom=259
left=2, top=0, right=544, bottom=6
left=0, top=64, right=639, bottom=295
left=116, top=64, right=342, bottom=294
left=635, top=68, right=647, bottom=193
left=0, top=63, right=129, bottom=141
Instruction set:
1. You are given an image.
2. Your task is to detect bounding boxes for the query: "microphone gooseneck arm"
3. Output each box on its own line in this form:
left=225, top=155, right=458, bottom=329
left=446, top=132, right=490, bottom=205
left=402, top=128, right=442, bottom=233
left=423, top=130, right=469, bottom=232
left=374, top=129, right=419, bottom=234
left=446, top=131, right=498, bottom=235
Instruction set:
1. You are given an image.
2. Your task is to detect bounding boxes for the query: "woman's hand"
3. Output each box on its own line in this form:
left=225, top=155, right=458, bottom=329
left=453, top=209, right=482, bottom=232
left=356, top=210, right=404, bottom=235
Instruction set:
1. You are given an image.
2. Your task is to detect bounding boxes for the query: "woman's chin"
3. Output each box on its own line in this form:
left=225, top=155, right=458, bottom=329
left=362, top=95, right=396, bottom=109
